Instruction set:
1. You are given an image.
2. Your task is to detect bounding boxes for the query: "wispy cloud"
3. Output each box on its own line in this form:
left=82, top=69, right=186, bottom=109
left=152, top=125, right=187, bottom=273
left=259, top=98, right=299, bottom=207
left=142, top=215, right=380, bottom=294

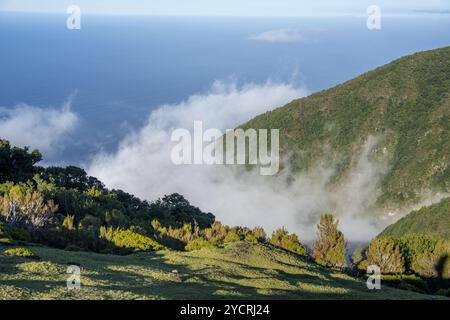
left=250, top=29, right=305, bottom=43
left=0, top=97, right=78, bottom=154
left=87, top=79, right=399, bottom=241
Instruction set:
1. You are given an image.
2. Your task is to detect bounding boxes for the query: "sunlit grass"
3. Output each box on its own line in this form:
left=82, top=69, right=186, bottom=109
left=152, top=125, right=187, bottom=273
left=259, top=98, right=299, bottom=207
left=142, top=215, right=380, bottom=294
left=0, top=242, right=444, bottom=300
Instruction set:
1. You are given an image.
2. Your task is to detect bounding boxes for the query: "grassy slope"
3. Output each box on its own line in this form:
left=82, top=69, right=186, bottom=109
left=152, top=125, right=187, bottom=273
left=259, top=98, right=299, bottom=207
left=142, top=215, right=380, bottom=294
left=379, top=197, right=450, bottom=239
left=0, top=242, right=438, bottom=300
left=242, top=47, right=450, bottom=210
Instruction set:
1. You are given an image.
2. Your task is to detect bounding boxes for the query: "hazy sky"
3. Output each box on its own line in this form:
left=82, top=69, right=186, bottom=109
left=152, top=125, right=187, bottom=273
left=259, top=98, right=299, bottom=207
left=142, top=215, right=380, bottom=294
left=1, top=0, right=449, bottom=16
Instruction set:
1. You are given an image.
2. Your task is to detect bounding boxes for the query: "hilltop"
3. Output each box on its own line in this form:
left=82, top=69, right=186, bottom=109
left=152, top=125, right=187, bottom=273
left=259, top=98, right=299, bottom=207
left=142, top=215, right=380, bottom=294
left=242, top=47, right=450, bottom=213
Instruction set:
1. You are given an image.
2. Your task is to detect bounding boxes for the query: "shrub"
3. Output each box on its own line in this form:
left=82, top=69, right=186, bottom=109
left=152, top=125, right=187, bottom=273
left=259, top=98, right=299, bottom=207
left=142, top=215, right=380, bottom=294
left=224, top=232, right=241, bottom=243
left=411, top=240, right=450, bottom=279
left=351, top=245, right=364, bottom=266
left=0, top=185, right=57, bottom=232
left=362, top=238, right=405, bottom=274
left=244, top=234, right=258, bottom=243
left=4, top=247, right=39, bottom=259
left=99, top=226, right=165, bottom=253
left=270, top=228, right=307, bottom=256
left=397, top=234, right=439, bottom=270
left=203, top=221, right=228, bottom=245
left=312, top=214, right=347, bottom=267
left=251, top=227, right=267, bottom=242
left=0, top=220, right=31, bottom=243
left=62, top=215, right=75, bottom=231
left=185, top=238, right=216, bottom=251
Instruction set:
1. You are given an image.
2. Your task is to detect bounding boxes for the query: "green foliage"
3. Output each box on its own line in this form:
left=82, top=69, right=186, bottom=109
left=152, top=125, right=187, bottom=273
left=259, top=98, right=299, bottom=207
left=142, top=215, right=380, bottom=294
left=224, top=231, right=241, bottom=243
left=351, top=245, right=364, bottom=266
left=411, top=240, right=450, bottom=279
left=0, top=139, right=42, bottom=184
left=397, top=234, right=440, bottom=270
left=241, top=47, right=450, bottom=210
left=185, top=238, right=216, bottom=251
left=149, top=193, right=215, bottom=228
left=0, top=242, right=432, bottom=300
left=0, top=184, right=57, bottom=232
left=312, top=214, right=347, bottom=267
left=99, top=226, right=165, bottom=253
left=244, top=234, right=258, bottom=243
left=36, top=166, right=104, bottom=191
left=362, top=238, right=405, bottom=274
left=380, top=197, right=450, bottom=239
left=270, top=227, right=308, bottom=256
left=0, top=220, right=32, bottom=243
left=4, top=247, right=39, bottom=259
left=62, top=215, right=75, bottom=231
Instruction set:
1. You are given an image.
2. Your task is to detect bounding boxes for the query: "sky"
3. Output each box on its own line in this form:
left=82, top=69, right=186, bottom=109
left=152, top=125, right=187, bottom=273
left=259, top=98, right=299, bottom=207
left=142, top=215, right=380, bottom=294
left=1, top=0, right=449, bottom=16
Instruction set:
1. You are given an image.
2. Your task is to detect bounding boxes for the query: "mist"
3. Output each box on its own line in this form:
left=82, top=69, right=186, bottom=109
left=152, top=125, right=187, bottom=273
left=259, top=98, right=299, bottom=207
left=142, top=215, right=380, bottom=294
left=88, top=79, right=404, bottom=242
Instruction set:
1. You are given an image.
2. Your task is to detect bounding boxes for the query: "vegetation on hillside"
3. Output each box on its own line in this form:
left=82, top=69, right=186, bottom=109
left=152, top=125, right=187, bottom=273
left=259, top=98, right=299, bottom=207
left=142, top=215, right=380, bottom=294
left=1, top=47, right=450, bottom=299
left=0, top=242, right=439, bottom=300
left=241, top=46, right=450, bottom=210
left=380, top=197, right=450, bottom=239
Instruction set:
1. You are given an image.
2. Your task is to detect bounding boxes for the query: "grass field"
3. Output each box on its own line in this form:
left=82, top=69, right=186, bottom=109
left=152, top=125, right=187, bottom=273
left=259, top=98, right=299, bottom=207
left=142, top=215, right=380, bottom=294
left=0, top=242, right=442, bottom=300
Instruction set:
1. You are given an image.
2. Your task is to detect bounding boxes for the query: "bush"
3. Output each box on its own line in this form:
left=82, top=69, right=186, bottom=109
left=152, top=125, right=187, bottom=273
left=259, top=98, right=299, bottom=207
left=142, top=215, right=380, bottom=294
left=244, top=234, right=258, bottom=243
left=251, top=227, right=267, bottom=242
left=312, top=214, right=347, bottom=267
left=397, top=234, right=439, bottom=270
left=203, top=221, right=228, bottom=245
left=100, top=226, right=165, bottom=253
left=270, top=228, right=307, bottom=256
left=0, top=221, right=31, bottom=243
left=0, top=185, right=57, bottom=233
left=362, top=238, right=405, bottom=274
left=4, top=247, right=39, bottom=259
left=185, top=238, right=216, bottom=251
left=350, top=245, right=364, bottom=266
left=224, top=232, right=241, bottom=243
left=412, top=240, right=450, bottom=279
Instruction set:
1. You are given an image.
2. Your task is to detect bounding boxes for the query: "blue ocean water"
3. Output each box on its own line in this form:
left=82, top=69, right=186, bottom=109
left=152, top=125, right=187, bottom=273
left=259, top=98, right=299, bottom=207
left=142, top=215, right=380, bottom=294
left=1, top=13, right=449, bottom=163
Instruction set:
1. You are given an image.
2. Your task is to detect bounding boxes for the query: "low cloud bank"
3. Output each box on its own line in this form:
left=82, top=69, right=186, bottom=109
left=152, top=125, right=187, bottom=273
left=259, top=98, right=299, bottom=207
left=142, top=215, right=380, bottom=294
left=0, top=98, right=78, bottom=154
left=87, top=79, right=397, bottom=242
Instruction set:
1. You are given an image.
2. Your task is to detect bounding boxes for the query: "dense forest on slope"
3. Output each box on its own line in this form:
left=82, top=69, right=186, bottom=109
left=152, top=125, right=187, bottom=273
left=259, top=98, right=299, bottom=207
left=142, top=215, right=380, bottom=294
left=242, top=46, right=450, bottom=211
left=380, top=197, right=450, bottom=239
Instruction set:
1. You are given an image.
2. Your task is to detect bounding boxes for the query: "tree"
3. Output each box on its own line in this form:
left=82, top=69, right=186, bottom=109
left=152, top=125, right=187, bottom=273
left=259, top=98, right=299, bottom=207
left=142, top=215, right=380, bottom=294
left=150, top=193, right=215, bottom=228
left=362, top=238, right=405, bottom=274
left=0, top=139, right=41, bottom=184
left=312, top=213, right=347, bottom=268
left=351, top=245, right=364, bottom=266
left=0, top=184, right=57, bottom=233
left=412, top=240, right=450, bottom=279
left=270, top=227, right=308, bottom=255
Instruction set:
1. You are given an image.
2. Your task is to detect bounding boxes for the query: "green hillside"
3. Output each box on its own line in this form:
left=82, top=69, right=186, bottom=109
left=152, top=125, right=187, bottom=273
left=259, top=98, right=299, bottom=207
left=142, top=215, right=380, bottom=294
left=380, top=197, right=450, bottom=239
left=0, top=242, right=435, bottom=300
left=242, top=47, right=450, bottom=211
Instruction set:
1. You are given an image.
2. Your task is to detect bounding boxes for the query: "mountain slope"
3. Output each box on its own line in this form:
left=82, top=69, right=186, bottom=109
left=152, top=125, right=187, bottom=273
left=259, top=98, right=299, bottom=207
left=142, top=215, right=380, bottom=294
left=242, top=47, right=450, bottom=212
left=379, top=197, right=450, bottom=239
left=0, top=242, right=436, bottom=300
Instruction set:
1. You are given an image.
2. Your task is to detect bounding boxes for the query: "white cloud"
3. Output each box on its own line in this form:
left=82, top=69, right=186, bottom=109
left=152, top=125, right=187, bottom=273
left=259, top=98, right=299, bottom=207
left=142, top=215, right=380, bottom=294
left=250, top=29, right=305, bottom=43
left=0, top=98, right=78, bottom=154
left=87, top=79, right=399, bottom=242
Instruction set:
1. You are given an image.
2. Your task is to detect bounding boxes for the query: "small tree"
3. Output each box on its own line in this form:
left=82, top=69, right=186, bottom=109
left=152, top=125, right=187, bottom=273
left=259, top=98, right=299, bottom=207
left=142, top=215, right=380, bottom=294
left=363, top=238, right=405, bottom=274
left=312, top=213, right=347, bottom=268
left=270, top=227, right=307, bottom=255
left=412, top=240, right=450, bottom=279
left=0, top=185, right=57, bottom=232
left=351, top=245, right=364, bottom=266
